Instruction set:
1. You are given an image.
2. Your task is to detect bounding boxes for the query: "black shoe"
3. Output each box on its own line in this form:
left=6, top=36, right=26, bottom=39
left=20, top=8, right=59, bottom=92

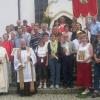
left=63, top=84, right=68, bottom=89
left=19, top=94, right=25, bottom=97
left=0, top=93, right=3, bottom=95
left=92, top=92, right=100, bottom=98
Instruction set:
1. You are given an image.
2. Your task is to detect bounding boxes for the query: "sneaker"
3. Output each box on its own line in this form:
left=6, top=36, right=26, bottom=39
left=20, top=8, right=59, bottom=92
left=81, top=89, right=90, bottom=95
left=92, top=91, right=100, bottom=98
left=43, top=83, right=47, bottom=89
left=55, top=85, right=59, bottom=89
left=50, top=85, right=54, bottom=89
left=38, top=84, right=42, bottom=89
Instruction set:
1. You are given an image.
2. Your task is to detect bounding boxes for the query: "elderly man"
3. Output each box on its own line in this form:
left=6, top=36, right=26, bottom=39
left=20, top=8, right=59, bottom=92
left=0, top=41, right=9, bottom=93
left=40, top=23, right=51, bottom=37
left=22, top=25, right=31, bottom=47
left=23, top=20, right=32, bottom=33
left=15, top=26, right=31, bottom=48
left=14, top=39, right=37, bottom=96
left=89, top=17, right=100, bottom=47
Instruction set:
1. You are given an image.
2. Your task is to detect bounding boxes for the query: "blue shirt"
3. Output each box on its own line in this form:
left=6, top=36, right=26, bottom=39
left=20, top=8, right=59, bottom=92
left=14, top=36, right=22, bottom=48
left=90, top=22, right=100, bottom=35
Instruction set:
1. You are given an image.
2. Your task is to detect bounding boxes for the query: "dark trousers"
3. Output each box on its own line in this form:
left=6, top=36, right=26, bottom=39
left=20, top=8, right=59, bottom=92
left=17, top=82, right=37, bottom=96
left=94, top=63, right=100, bottom=91
left=60, top=58, right=64, bottom=82
left=11, top=61, right=17, bottom=84
left=38, top=65, right=47, bottom=81
left=91, top=35, right=97, bottom=48
left=62, top=55, right=74, bottom=87
left=49, top=58, right=61, bottom=85
left=36, top=57, right=47, bottom=85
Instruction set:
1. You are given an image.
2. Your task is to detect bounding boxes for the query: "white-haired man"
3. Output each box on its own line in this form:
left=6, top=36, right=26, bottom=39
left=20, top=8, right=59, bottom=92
left=14, top=39, right=37, bottom=96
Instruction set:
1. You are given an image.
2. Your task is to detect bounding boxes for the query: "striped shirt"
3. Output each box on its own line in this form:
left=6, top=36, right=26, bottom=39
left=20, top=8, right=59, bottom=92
left=30, top=33, right=42, bottom=50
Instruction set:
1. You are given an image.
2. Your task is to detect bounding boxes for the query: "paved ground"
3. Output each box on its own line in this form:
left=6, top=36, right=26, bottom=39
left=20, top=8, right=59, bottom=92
left=0, top=94, right=100, bottom=100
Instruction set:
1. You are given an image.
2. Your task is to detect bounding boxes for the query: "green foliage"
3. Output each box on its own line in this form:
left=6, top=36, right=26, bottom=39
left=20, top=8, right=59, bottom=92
left=42, top=16, right=52, bottom=26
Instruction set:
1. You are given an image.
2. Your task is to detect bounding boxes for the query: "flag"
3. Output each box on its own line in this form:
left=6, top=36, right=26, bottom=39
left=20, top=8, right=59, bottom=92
left=72, top=0, right=98, bottom=18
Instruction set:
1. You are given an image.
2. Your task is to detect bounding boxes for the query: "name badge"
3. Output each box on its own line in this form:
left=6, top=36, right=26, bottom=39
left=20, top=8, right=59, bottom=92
left=41, top=58, right=44, bottom=63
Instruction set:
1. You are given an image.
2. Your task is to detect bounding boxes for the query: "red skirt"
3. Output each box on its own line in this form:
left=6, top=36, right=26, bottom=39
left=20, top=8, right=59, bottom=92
left=76, top=63, right=92, bottom=88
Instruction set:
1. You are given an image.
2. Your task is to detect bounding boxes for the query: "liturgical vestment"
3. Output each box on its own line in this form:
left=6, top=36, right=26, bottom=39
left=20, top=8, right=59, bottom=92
left=0, top=47, right=9, bottom=93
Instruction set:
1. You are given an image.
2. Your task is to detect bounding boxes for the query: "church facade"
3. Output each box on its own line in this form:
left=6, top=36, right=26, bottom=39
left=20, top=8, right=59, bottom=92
left=0, top=0, right=100, bottom=33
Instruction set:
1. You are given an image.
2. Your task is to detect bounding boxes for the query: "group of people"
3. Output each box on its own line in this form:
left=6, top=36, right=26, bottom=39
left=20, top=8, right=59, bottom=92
left=0, top=16, right=100, bottom=98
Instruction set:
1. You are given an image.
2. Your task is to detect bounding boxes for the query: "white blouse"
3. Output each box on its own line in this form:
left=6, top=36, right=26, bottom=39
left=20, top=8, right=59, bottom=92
left=77, top=43, right=91, bottom=63
left=37, top=46, right=47, bottom=57
left=62, top=42, right=70, bottom=56
left=72, top=39, right=80, bottom=51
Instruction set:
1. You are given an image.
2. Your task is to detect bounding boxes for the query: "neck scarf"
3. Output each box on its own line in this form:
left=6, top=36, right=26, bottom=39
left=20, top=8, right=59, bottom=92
left=51, top=40, right=58, bottom=56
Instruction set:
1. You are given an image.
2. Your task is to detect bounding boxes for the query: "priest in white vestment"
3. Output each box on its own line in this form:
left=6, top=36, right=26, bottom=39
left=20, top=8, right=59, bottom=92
left=0, top=44, right=9, bottom=93
left=14, top=39, right=37, bottom=96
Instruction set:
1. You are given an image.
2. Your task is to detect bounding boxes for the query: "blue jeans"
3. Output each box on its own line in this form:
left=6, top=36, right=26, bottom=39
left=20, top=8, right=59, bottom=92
left=49, top=58, right=61, bottom=86
left=94, top=63, right=100, bottom=90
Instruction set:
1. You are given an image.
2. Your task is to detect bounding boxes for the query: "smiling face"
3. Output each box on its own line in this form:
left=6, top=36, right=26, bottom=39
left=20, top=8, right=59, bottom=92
left=76, top=23, right=82, bottom=31
left=22, top=26, right=27, bottom=32
left=60, top=35, right=65, bottom=44
left=80, top=34, right=88, bottom=44
left=3, top=33, right=9, bottom=41
left=11, top=32, right=16, bottom=40
left=64, top=25, right=69, bottom=32
left=5, top=26, right=11, bottom=33
left=44, top=34, right=49, bottom=42
left=64, top=34, right=69, bottom=42
left=34, top=26, right=39, bottom=34
left=71, top=23, right=77, bottom=31
left=50, top=34, right=56, bottom=42
left=39, top=39, right=45, bottom=47
left=41, top=23, right=48, bottom=32
left=59, top=16, right=65, bottom=24
left=17, top=28, right=23, bottom=35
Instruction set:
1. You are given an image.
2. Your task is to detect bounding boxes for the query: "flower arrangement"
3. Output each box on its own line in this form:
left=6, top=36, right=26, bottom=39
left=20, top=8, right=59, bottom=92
left=43, top=11, right=52, bottom=25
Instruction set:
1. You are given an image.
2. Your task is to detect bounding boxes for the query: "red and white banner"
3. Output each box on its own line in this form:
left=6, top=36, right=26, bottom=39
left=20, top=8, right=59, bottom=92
left=72, top=0, right=98, bottom=18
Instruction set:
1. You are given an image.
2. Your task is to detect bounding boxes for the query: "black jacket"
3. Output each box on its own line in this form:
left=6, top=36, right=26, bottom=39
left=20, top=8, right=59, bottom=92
left=48, top=42, right=63, bottom=59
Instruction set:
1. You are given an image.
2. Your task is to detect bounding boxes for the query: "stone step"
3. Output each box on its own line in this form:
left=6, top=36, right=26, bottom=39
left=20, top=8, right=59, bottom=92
left=37, top=88, right=79, bottom=94
left=9, top=87, right=79, bottom=94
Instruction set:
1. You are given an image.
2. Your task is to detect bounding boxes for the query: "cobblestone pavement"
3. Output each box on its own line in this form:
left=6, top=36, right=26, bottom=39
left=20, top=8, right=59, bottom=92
left=0, top=94, right=100, bottom=100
